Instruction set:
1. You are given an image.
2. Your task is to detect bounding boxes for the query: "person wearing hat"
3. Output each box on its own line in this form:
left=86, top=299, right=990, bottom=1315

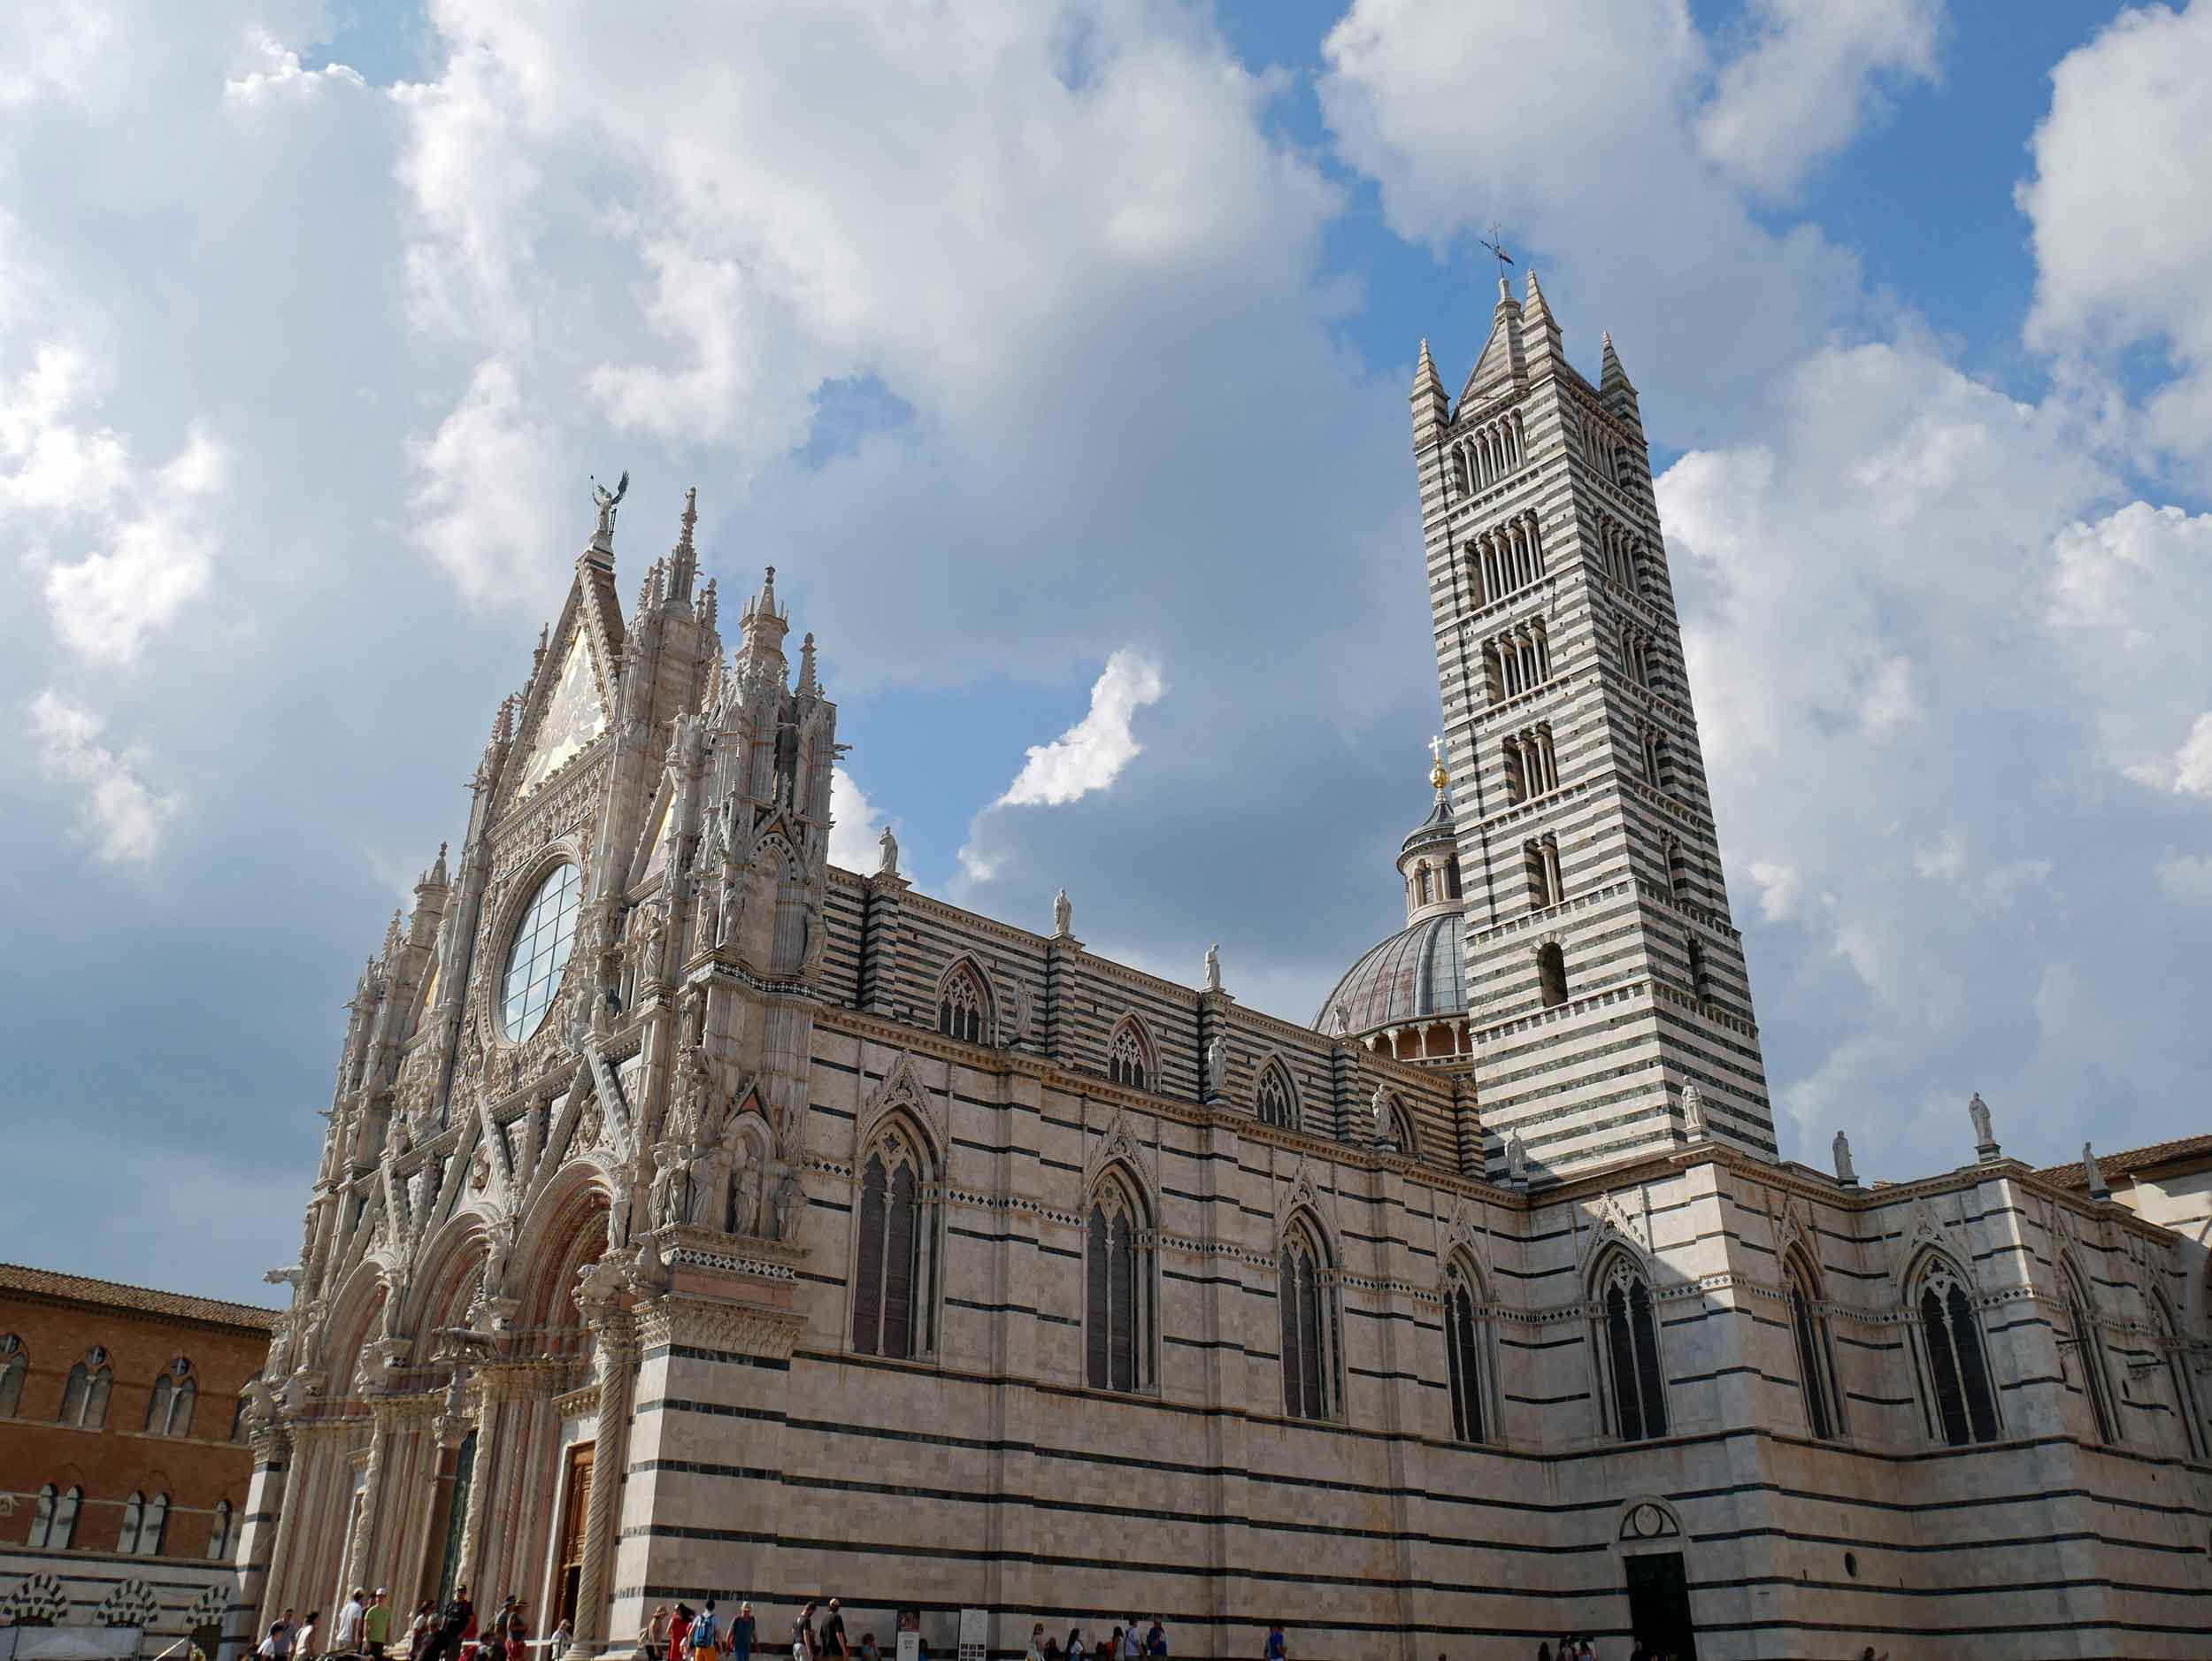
left=365, top=1592, right=391, bottom=1661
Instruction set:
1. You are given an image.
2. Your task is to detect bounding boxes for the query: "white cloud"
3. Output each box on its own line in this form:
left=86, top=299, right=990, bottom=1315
left=223, top=29, right=366, bottom=110
left=28, top=689, right=179, bottom=863
left=2170, top=711, right=2212, bottom=797
left=995, top=649, right=1166, bottom=809
left=2018, top=0, right=2212, bottom=483
left=827, top=764, right=891, bottom=875
left=406, top=358, right=569, bottom=608
left=1695, top=0, right=1944, bottom=202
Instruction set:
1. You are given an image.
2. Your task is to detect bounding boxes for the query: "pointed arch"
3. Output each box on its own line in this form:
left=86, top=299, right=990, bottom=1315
left=934, top=955, right=995, bottom=1047
left=1909, top=1250, right=1999, bottom=1447
left=1441, top=1250, right=1494, bottom=1444
left=0, top=1334, right=24, bottom=1418
left=1591, top=1246, right=1668, bottom=1442
left=58, top=1349, right=112, bottom=1429
left=1085, top=1163, right=1154, bottom=1394
left=513, top=1166, right=615, bottom=1331
left=850, top=1114, right=940, bottom=1361
left=1277, top=1210, right=1340, bottom=1421
left=1782, top=1247, right=1840, bottom=1441
left=1106, top=1012, right=1156, bottom=1093
left=144, top=1357, right=196, bottom=1438
left=1253, top=1056, right=1300, bottom=1131
left=1385, top=1096, right=1420, bottom=1158
left=2148, top=1287, right=2206, bottom=1460
left=2058, top=1254, right=2118, bottom=1445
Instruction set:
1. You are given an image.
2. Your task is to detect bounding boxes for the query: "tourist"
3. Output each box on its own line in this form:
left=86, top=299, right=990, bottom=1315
left=1261, top=1624, right=1286, bottom=1661
left=1098, top=1629, right=1119, bottom=1661
left=365, top=1591, right=391, bottom=1661
left=791, top=1603, right=819, bottom=1661
left=260, top=1625, right=288, bottom=1660
left=549, top=1622, right=572, bottom=1661
left=1144, top=1620, right=1164, bottom=1659
left=1535, top=1646, right=1549, bottom=1661
left=732, top=1604, right=757, bottom=1661
left=859, top=1636, right=879, bottom=1661
left=298, top=1611, right=323, bottom=1661
left=670, top=1604, right=695, bottom=1661
left=646, top=1608, right=671, bottom=1661
left=1062, top=1628, right=1083, bottom=1661
left=819, top=1601, right=848, bottom=1661
left=1025, top=1626, right=1045, bottom=1661
left=421, top=1587, right=473, bottom=1661
left=335, top=1590, right=368, bottom=1657
left=1120, top=1621, right=1141, bottom=1661
left=694, top=1602, right=722, bottom=1660
left=504, top=1601, right=530, bottom=1661
left=276, top=1611, right=299, bottom=1661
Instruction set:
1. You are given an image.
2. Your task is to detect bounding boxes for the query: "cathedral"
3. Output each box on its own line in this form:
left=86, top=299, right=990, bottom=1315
left=223, top=276, right=2212, bottom=1661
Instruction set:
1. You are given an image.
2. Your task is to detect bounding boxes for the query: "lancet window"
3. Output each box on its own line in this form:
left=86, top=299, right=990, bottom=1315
left=1595, top=512, right=1645, bottom=590
left=1502, top=722, right=1559, bottom=804
left=1482, top=619, right=1550, bottom=704
left=1524, top=835, right=1563, bottom=911
left=1107, top=1018, right=1152, bottom=1092
left=1448, top=408, right=1526, bottom=497
left=2061, top=1259, right=2118, bottom=1445
left=58, top=1350, right=111, bottom=1429
left=29, top=1483, right=80, bottom=1549
left=1465, top=511, right=1548, bottom=607
left=851, top=1127, right=937, bottom=1361
left=1442, top=1263, right=1491, bottom=1444
left=1537, top=942, right=1569, bottom=1008
left=1785, top=1250, right=1840, bottom=1441
left=1621, top=624, right=1653, bottom=687
left=1086, top=1172, right=1153, bottom=1394
left=1665, top=838, right=1690, bottom=905
left=207, top=1499, right=234, bottom=1561
left=1596, top=1254, right=1669, bottom=1442
left=1255, top=1062, right=1298, bottom=1130
left=1278, top=1217, right=1339, bottom=1421
left=2151, top=1290, right=2205, bottom=1459
left=145, top=1358, right=196, bottom=1438
left=936, top=960, right=988, bottom=1046
left=1915, top=1263, right=1999, bottom=1447
left=119, top=1490, right=168, bottom=1556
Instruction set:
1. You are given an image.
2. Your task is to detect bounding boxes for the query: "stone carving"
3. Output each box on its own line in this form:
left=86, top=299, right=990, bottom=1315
left=1968, top=1090, right=1998, bottom=1155
left=878, top=825, right=900, bottom=878
left=1371, top=1083, right=1391, bottom=1145
left=649, top=1143, right=688, bottom=1232
left=1204, top=1038, right=1226, bottom=1100
left=688, top=1138, right=731, bottom=1228
left=1203, top=942, right=1221, bottom=993
left=732, top=1137, right=764, bottom=1236
left=590, top=469, right=628, bottom=537
left=1679, top=1082, right=1707, bottom=1142
left=769, top=1162, right=803, bottom=1241
left=2083, top=1142, right=2108, bottom=1197
left=1332, top=1000, right=1351, bottom=1040
left=1832, top=1130, right=1856, bottom=1186
left=1052, top=888, right=1072, bottom=938
left=470, top=1145, right=491, bottom=1192
left=606, top=1179, right=632, bottom=1252
left=1504, top=1131, right=1528, bottom=1184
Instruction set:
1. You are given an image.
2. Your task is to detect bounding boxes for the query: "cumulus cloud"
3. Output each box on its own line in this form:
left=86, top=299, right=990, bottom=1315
left=28, top=689, right=180, bottom=862
left=407, top=358, right=570, bottom=608
left=827, top=764, right=891, bottom=874
left=2018, top=0, right=2212, bottom=483
left=1696, top=0, right=1945, bottom=201
left=995, top=649, right=1166, bottom=809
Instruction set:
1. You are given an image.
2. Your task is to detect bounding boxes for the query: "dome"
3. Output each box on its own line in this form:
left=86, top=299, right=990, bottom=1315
left=1315, top=909, right=1467, bottom=1033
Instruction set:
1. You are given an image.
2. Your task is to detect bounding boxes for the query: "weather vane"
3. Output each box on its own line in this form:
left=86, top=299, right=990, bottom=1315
left=1479, top=223, right=1514, bottom=283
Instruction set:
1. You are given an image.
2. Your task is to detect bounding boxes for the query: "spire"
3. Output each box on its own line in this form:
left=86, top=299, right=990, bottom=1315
left=419, top=842, right=450, bottom=893
left=1599, top=329, right=1640, bottom=426
left=532, top=622, right=549, bottom=679
left=667, top=486, right=699, bottom=604
left=797, top=630, right=820, bottom=697
left=1601, top=331, right=1631, bottom=390
left=1410, top=337, right=1449, bottom=449
left=733, top=565, right=792, bottom=687
left=1520, top=266, right=1564, bottom=368
left=699, top=576, right=718, bottom=634
left=1459, top=274, right=1527, bottom=406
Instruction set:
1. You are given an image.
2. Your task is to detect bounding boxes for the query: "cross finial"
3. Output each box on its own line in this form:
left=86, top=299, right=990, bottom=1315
left=1479, top=223, right=1514, bottom=285
left=1429, top=734, right=1448, bottom=791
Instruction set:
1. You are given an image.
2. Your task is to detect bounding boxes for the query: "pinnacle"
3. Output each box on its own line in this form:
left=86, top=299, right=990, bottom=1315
left=678, top=484, right=699, bottom=550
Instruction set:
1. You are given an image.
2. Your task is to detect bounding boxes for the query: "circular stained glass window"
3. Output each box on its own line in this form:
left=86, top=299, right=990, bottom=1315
left=500, top=863, right=582, bottom=1040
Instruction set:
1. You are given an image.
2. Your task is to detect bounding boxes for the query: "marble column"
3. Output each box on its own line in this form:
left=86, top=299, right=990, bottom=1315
left=570, top=1307, right=639, bottom=1659
left=219, top=1420, right=294, bottom=1661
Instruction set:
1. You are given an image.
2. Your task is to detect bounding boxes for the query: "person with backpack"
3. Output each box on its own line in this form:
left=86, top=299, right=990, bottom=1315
left=1144, top=1621, right=1164, bottom=1660
left=692, top=1603, right=722, bottom=1661
left=1261, top=1624, right=1286, bottom=1661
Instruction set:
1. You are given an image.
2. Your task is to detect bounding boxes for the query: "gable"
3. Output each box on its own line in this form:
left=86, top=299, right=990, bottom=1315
left=513, top=625, right=608, bottom=801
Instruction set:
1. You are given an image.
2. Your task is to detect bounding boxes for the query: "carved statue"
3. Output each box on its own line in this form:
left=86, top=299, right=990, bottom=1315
left=1371, top=1083, right=1390, bottom=1145
left=639, top=908, right=667, bottom=988
left=1332, top=1001, right=1352, bottom=1040
left=1203, top=942, right=1221, bottom=993
left=1967, top=1091, right=1995, bottom=1150
left=770, top=1164, right=803, bottom=1241
left=1504, top=1132, right=1527, bottom=1183
left=878, top=825, right=900, bottom=878
left=2082, top=1141, right=2108, bottom=1196
left=732, top=1141, right=764, bottom=1236
left=1052, top=888, right=1072, bottom=938
left=1832, top=1130, right=1855, bottom=1185
left=1204, top=1038, right=1226, bottom=1099
left=649, top=1143, right=688, bottom=1232
left=606, top=1181, right=633, bottom=1253
left=1679, top=1082, right=1707, bottom=1141
left=590, top=469, right=629, bottom=538
left=688, top=1139, right=732, bottom=1229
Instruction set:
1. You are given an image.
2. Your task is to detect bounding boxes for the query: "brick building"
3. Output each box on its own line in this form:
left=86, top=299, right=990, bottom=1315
left=0, top=1265, right=275, bottom=1653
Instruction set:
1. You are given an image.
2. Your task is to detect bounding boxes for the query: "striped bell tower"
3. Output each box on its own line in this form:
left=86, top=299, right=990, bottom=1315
left=1411, top=270, right=1776, bottom=1178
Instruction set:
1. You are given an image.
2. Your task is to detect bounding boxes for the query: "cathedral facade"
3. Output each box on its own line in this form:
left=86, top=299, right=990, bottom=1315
left=224, top=281, right=2212, bottom=1661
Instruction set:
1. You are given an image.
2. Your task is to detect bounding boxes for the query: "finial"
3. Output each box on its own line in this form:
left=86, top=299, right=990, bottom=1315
left=421, top=842, right=450, bottom=889
left=797, top=631, right=819, bottom=696
left=700, top=576, right=718, bottom=632
left=1428, top=734, right=1448, bottom=792
left=679, top=485, right=698, bottom=550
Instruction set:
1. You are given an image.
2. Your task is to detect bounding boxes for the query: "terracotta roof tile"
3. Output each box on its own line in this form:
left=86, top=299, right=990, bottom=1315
left=2033, top=1132, right=2212, bottom=1190
left=0, top=1262, right=279, bottom=1331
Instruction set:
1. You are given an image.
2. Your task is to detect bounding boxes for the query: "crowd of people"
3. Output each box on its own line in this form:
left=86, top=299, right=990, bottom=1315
left=255, top=1588, right=573, bottom=1661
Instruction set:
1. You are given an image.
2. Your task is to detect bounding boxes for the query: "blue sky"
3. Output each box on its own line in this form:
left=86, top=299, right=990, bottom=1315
left=4, top=0, right=2212, bottom=1303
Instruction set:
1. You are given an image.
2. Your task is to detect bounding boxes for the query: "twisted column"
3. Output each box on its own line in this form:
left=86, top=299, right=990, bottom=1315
left=570, top=1308, right=638, bottom=1657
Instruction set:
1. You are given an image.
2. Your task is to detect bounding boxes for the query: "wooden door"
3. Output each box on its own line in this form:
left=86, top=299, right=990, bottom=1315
left=553, top=1443, right=595, bottom=1626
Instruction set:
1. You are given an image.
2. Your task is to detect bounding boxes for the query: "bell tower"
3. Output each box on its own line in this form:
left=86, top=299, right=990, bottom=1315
left=1411, top=271, right=1775, bottom=1177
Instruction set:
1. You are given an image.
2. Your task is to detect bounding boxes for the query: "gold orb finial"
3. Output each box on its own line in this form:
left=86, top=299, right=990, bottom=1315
left=1428, top=734, right=1449, bottom=790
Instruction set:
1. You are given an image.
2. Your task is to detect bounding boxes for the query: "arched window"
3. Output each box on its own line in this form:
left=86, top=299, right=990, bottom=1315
left=1916, top=1264, right=1999, bottom=1447
left=1278, top=1219, right=1337, bottom=1421
left=1386, top=1097, right=1419, bottom=1158
left=2151, top=1290, right=2205, bottom=1460
left=936, top=960, right=989, bottom=1045
left=145, top=1358, right=196, bottom=1437
left=1536, top=942, right=1569, bottom=1010
left=1686, top=936, right=1711, bottom=1004
left=1524, top=836, right=1563, bottom=911
left=1785, top=1251, right=1839, bottom=1442
left=125, top=1492, right=168, bottom=1557
left=28, top=1484, right=58, bottom=1548
left=2061, top=1260, right=2118, bottom=1445
left=0, top=1334, right=25, bottom=1417
left=1255, top=1062, right=1298, bottom=1130
left=1665, top=838, right=1688, bottom=904
left=1443, top=1264, right=1490, bottom=1444
left=1597, top=1254, right=1668, bottom=1442
left=1107, top=1019, right=1151, bottom=1092
left=118, top=1492, right=144, bottom=1555
left=1086, top=1173, right=1152, bottom=1394
left=229, top=1396, right=250, bottom=1442
left=58, top=1350, right=111, bottom=1428
left=851, top=1128, right=936, bottom=1361
left=206, top=1499, right=234, bottom=1562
